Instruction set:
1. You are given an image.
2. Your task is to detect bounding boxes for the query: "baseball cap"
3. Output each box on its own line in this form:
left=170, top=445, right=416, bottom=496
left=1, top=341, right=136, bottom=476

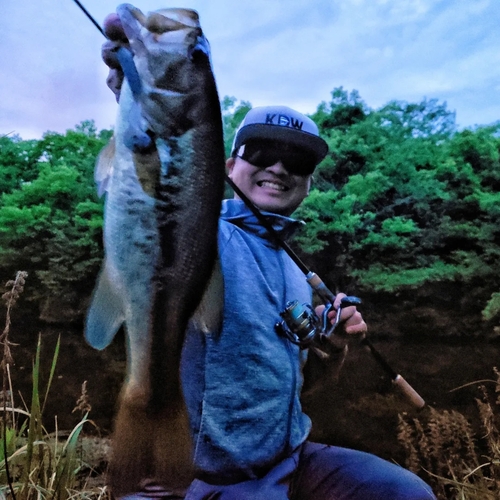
left=231, top=105, right=328, bottom=165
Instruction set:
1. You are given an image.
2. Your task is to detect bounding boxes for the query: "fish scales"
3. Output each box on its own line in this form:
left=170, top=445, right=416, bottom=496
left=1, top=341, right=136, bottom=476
left=85, top=4, right=225, bottom=496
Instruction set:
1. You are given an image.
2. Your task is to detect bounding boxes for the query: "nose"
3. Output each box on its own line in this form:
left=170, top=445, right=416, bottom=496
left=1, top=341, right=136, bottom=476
left=265, top=160, right=288, bottom=175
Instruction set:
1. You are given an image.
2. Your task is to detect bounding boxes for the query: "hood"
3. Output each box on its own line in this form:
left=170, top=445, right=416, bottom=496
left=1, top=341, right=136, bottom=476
left=220, top=199, right=304, bottom=242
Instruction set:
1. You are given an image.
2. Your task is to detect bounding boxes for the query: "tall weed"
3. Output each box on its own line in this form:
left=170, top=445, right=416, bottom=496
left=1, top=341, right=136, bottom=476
left=0, top=272, right=109, bottom=500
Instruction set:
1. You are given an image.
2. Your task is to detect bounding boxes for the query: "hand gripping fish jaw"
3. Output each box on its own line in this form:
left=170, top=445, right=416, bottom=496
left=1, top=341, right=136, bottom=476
left=112, top=5, right=214, bottom=154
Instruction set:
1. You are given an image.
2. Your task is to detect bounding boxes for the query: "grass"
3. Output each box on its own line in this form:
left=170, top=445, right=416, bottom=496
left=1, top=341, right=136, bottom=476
left=398, top=369, right=500, bottom=499
left=0, top=272, right=110, bottom=500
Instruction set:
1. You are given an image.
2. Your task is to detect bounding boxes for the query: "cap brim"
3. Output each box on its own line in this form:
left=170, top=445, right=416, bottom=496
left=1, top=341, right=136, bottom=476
left=233, top=124, right=328, bottom=165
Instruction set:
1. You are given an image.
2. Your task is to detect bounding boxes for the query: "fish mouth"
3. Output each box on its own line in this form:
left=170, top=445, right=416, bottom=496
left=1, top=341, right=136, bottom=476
left=118, top=5, right=202, bottom=43
left=257, top=180, right=289, bottom=192
left=146, top=9, right=201, bottom=31
left=126, top=6, right=201, bottom=33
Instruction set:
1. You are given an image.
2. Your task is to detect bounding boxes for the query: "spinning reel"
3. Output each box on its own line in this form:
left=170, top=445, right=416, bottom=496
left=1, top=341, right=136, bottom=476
left=275, top=296, right=362, bottom=350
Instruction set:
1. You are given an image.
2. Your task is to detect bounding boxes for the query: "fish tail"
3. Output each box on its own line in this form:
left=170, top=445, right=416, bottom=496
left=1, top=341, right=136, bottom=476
left=110, top=394, right=193, bottom=497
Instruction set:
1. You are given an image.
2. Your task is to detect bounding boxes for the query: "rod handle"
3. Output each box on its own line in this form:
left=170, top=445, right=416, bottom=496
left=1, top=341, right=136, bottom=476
left=392, top=374, right=426, bottom=408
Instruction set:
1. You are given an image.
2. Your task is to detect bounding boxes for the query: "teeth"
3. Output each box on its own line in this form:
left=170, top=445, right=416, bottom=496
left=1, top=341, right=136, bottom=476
left=260, top=181, right=287, bottom=191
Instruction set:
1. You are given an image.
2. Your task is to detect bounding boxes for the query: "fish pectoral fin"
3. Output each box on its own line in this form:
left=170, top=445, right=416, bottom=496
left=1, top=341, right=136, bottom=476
left=85, top=260, right=126, bottom=350
left=191, top=258, right=224, bottom=334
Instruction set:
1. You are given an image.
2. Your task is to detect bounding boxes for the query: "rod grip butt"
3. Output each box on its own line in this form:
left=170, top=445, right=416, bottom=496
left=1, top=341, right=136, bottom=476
left=393, top=374, right=425, bottom=408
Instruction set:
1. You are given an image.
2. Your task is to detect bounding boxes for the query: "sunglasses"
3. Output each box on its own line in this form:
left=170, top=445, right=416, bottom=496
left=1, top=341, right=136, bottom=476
left=236, top=140, right=317, bottom=176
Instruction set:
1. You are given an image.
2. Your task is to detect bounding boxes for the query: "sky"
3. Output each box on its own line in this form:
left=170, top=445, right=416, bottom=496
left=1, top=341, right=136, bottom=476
left=2, top=0, right=500, bottom=140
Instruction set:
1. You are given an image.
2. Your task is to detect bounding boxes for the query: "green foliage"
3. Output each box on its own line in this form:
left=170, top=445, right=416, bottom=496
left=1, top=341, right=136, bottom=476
left=311, top=87, right=368, bottom=133
left=2, top=95, right=500, bottom=329
left=483, top=293, right=500, bottom=321
left=221, top=96, right=252, bottom=158
left=221, top=97, right=253, bottom=198
left=294, top=89, right=500, bottom=326
left=0, top=121, right=109, bottom=315
left=0, top=135, right=40, bottom=195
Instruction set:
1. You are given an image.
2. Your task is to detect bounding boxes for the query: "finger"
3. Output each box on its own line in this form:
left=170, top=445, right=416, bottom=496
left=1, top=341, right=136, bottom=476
left=344, top=320, right=367, bottom=335
left=343, top=309, right=367, bottom=334
left=338, top=305, right=353, bottom=322
left=103, top=13, right=128, bottom=42
left=315, top=304, right=326, bottom=316
left=106, top=70, right=124, bottom=102
left=102, top=40, right=123, bottom=69
left=333, top=293, right=346, bottom=310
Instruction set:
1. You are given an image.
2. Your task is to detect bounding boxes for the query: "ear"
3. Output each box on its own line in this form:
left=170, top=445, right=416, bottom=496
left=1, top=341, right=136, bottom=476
left=226, top=157, right=235, bottom=175
left=306, top=175, right=313, bottom=195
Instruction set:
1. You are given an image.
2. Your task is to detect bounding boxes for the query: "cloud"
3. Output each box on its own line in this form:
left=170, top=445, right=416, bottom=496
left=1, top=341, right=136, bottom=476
left=2, top=0, right=499, bottom=138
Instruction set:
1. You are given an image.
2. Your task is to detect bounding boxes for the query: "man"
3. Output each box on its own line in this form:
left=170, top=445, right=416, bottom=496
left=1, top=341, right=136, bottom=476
left=102, top=13, right=436, bottom=500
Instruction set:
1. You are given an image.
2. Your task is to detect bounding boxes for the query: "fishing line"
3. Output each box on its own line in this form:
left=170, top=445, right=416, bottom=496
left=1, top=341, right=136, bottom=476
left=72, top=0, right=105, bottom=37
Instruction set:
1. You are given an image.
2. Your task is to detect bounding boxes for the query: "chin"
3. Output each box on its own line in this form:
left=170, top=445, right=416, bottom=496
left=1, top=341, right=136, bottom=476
left=263, top=205, right=293, bottom=216
left=253, top=195, right=296, bottom=216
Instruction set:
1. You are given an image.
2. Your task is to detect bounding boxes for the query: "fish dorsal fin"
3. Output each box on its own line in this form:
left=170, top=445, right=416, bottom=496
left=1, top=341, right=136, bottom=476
left=95, top=136, right=116, bottom=197
left=191, top=258, right=224, bottom=334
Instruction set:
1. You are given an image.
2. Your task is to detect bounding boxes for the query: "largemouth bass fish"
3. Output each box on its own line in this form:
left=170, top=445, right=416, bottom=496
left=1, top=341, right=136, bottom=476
left=85, top=4, right=225, bottom=496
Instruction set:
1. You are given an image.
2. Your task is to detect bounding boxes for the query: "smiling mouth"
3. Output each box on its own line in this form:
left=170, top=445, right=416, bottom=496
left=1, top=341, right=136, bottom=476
left=257, top=180, right=289, bottom=191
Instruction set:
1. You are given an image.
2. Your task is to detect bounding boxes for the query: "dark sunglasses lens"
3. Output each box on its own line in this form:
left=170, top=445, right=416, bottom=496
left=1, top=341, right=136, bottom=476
left=282, top=154, right=316, bottom=176
left=240, top=144, right=277, bottom=168
left=240, top=141, right=316, bottom=175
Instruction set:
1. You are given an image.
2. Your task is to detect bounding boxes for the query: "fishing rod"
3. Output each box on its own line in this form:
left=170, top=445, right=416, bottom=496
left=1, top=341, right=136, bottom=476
left=72, top=0, right=425, bottom=409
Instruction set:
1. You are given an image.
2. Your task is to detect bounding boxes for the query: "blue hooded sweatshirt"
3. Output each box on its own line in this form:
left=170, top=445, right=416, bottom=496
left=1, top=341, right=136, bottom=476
left=181, top=199, right=312, bottom=481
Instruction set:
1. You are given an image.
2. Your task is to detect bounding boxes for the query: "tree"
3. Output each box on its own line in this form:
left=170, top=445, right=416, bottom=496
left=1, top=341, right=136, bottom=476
left=2, top=95, right=500, bottom=331
left=294, top=90, right=500, bottom=328
left=311, top=87, right=368, bottom=133
left=221, top=96, right=252, bottom=158
left=0, top=134, right=40, bottom=194
left=0, top=122, right=110, bottom=321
